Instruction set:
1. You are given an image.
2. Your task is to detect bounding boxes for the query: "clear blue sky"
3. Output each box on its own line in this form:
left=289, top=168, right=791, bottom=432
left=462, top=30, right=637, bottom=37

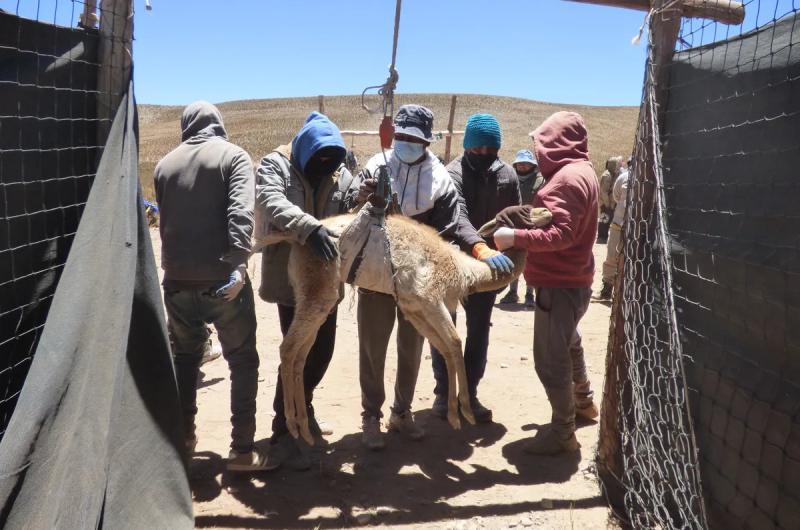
left=128, top=0, right=650, bottom=106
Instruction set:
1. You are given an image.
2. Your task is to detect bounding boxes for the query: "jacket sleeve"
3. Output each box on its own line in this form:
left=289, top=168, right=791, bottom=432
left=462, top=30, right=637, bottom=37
left=449, top=170, right=485, bottom=251
left=598, top=171, right=613, bottom=209
left=428, top=183, right=461, bottom=240
left=612, top=172, right=627, bottom=203
left=255, top=155, right=321, bottom=244
left=342, top=166, right=371, bottom=212
left=223, top=149, right=256, bottom=268
left=513, top=182, right=586, bottom=252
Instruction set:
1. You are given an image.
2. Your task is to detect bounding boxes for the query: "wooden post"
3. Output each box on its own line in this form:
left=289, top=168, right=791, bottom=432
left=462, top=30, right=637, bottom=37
left=97, top=0, right=133, bottom=146
left=596, top=0, right=682, bottom=516
left=79, top=0, right=98, bottom=29
left=318, top=95, right=325, bottom=114
left=444, top=95, right=457, bottom=164
left=564, top=0, right=744, bottom=24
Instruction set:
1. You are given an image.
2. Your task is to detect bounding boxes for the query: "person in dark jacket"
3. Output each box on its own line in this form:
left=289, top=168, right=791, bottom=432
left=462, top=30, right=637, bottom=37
left=499, top=149, right=545, bottom=306
left=255, top=112, right=352, bottom=470
left=494, top=111, right=600, bottom=456
left=345, top=105, right=510, bottom=450
left=430, top=113, right=519, bottom=424
left=154, top=101, right=267, bottom=472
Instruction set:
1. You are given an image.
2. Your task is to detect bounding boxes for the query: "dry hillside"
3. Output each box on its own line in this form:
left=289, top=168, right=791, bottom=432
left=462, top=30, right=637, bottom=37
left=138, top=93, right=638, bottom=200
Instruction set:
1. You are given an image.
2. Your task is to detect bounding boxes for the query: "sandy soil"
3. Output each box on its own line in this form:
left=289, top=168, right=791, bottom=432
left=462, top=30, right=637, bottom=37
left=150, top=229, right=616, bottom=529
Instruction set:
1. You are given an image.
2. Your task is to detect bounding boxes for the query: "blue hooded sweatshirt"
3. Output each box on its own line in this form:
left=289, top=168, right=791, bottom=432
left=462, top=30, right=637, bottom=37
left=291, top=112, right=346, bottom=173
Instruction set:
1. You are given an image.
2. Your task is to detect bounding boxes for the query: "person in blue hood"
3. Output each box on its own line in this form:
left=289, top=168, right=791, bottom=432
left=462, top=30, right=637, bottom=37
left=255, top=112, right=352, bottom=470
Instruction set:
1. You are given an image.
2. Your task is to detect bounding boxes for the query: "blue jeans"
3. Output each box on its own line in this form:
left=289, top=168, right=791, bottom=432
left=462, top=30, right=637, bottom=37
left=164, top=278, right=259, bottom=453
left=431, top=291, right=497, bottom=399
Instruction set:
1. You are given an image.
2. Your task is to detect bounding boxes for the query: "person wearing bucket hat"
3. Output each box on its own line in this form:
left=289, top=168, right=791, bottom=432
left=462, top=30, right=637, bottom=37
left=499, top=149, right=545, bottom=307
left=429, top=113, right=520, bottom=424
left=344, top=104, right=483, bottom=450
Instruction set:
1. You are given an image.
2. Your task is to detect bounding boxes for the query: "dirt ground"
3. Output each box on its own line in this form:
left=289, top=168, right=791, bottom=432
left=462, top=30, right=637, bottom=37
left=150, top=229, right=616, bottom=529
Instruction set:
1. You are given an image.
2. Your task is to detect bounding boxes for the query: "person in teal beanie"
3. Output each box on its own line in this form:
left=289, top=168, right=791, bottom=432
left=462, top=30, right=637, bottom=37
left=430, top=112, right=520, bottom=423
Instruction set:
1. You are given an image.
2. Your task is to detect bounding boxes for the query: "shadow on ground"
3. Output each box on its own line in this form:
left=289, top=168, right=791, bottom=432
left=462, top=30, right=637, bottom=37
left=190, top=412, right=603, bottom=528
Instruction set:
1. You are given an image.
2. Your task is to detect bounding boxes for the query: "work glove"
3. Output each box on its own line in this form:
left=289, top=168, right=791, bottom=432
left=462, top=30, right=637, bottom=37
left=215, top=264, right=247, bottom=301
left=472, top=242, right=513, bottom=275
left=492, top=227, right=516, bottom=251
left=356, top=177, right=378, bottom=204
left=307, top=226, right=339, bottom=261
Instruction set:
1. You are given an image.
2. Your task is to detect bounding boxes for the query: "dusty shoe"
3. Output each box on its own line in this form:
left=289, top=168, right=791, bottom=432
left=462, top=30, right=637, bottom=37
left=431, top=395, right=448, bottom=419
left=523, top=429, right=581, bottom=456
left=361, top=416, right=386, bottom=451
left=200, top=340, right=222, bottom=366
left=524, top=292, right=536, bottom=308
left=595, top=282, right=613, bottom=301
left=387, top=410, right=425, bottom=441
left=575, top=401, right=599, bottom=421
left=226, top=448, right=275, bottom=472
left=266, top=434, right=311, bottom=471
left=499, top=291, right=519, bottom=304
left=470, top=397, right=493, bottom=424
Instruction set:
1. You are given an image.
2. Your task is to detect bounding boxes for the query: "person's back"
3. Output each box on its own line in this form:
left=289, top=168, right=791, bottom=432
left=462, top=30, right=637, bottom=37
left=155, top=102, right=254, bottom=284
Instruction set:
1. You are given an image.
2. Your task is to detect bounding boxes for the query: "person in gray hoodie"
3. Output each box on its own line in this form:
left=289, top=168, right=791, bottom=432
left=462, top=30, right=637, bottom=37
left=256, top=112, right=352, bottom=470
left=154, top=101, right=267, bottom=472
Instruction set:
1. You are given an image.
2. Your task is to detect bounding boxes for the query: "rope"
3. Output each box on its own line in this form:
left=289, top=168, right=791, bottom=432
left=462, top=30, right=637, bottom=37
left=361, top=0, right=402, bottom=117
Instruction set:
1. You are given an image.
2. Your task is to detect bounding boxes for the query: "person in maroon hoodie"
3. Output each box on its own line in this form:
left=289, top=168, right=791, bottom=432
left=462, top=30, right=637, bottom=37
left=493, top=111, right=600, bottom=455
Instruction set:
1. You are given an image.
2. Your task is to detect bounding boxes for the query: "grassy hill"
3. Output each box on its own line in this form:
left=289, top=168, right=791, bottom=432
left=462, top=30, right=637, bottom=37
left=138, top=94, right=639, bottom=200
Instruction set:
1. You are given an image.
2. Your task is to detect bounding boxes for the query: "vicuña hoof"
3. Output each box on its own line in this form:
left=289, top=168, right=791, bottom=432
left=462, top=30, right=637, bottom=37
left=286, top=418, right=300, bottom=440
left=299, top=422, right=315, bottom=446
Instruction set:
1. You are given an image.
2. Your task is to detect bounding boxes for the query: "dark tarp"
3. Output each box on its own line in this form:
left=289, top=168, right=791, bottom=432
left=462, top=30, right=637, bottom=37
left=0, top=82, right=193, bottom=528
left=663, top=13, right=800, bottom=530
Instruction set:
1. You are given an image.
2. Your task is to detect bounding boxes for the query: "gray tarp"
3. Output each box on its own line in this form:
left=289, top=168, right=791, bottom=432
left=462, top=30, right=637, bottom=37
left=0, top=83, right=193, bottom=528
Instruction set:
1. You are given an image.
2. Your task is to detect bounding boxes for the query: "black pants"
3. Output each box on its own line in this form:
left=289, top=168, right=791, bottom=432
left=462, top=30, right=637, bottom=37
left=271, top=304, right=337, bottom=440
left=431, top=291, right=497, bottom=399
left=165, top=279, right=259, bottom=454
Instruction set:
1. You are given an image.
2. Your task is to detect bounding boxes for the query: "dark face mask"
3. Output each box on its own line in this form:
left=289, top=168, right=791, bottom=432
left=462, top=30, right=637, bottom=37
left=304, top=156, right=340, bottom=181
left=466, top=152, right=497, bottom=173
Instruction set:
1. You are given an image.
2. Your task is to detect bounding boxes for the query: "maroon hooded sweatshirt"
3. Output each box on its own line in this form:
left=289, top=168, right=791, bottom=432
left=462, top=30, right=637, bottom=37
left=513, top=112, right=598, bottom=288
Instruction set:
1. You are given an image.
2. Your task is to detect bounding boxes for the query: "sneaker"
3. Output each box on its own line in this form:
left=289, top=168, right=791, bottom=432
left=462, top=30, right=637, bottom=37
left=361, top=416, right=386, bottom=451
left=226, top=448, right=275, bottom=472
left=387, top=410, right=425, bottom=440
left=470, top=397, right=493, bottom=424
left=201, top=341, right=222, bottom=365
left=499, top=291, right=519, bottom=305
left=265, top=434, right=311, bottom=471
left=431, top=395, right=448, bottom=419
left=575, top=401, right=600, bottom=421
left=523, top=429, right=581, bottom=456
left=595, top=282, right=613, bottom=301
left=524, top=292, right=536, bottom=308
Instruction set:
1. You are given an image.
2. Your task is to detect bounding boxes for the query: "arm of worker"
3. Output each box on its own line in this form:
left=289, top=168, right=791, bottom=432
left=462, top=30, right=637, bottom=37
left=255, top=154, right=321, bottom=244
left=342, top=167, right=376, bottom=211
left=449, top=170, right=485, bottom=252
left=612, top=171, right=628, bottom=204
left=222, top=149, right=255, bottom=268
left=494, top=183, right=584, bottom=253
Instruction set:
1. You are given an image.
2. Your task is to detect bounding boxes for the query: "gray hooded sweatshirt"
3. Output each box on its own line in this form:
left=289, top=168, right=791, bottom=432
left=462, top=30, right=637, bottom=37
left=154, top=101, right=255, bottom=287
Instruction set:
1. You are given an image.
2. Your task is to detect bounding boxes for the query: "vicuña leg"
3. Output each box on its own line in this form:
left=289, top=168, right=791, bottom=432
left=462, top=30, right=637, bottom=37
left=399, top=299, right=476, bottom=428
left=281, top=245, right=340, bottom=445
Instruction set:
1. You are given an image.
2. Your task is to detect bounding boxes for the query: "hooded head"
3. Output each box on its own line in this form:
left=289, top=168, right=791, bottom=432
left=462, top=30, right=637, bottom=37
left=529, top=111, right=589, bottom=179
left=291, top=112, right=346, bottom=177
left=605, top=156, right=623, bottom=175
left=181, top=101, right=227, bottom=142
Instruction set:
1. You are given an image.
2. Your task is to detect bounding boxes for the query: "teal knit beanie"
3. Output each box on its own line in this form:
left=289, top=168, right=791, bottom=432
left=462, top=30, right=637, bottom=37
left=463, top=113, right=502, bottom=149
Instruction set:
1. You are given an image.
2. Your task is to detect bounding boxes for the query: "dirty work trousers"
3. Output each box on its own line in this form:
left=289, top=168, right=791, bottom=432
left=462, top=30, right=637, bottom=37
left=533, top=287, right=593, bottom=439
left=602, top=223, right=622, bottom=285
left=271, top=304, right=338, bottom=441
left=430, top=291, right=497, bottom=399
left=358, top=289, right=425, bottom=419
left=165, top=278, right=259, bottom=454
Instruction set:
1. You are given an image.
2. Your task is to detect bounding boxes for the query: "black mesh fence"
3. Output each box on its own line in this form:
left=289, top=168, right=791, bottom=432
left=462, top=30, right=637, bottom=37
left=599, top=1, right=800, bottom=529
left=0, top=1, right=130, bottom=442
left=664, top=2, right=800, bottom=528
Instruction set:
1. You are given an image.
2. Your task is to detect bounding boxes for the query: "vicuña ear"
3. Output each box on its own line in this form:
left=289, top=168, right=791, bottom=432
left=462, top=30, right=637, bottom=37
left=477, top=219, right=499, bottom=238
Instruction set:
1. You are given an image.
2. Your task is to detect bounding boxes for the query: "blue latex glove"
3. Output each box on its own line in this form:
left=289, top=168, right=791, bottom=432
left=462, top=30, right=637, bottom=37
left=215, top=265, right=246, bottom=301
left=484, top=254, right=514, bottom=275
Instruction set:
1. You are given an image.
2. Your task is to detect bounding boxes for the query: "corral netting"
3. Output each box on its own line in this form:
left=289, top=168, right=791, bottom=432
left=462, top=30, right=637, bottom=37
left=598, top=1, right=800, bottom=529
left=0, top=2, right=191, bottom=528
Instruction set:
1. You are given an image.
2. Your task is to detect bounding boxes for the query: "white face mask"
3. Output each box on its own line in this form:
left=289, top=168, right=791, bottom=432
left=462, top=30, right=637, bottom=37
left=394, top=141, right=426, bottom=164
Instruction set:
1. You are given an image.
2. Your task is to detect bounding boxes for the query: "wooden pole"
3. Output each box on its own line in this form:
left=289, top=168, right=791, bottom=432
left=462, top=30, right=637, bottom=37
left=79, top=0, right=98, bottom=29
left=596, top=0, right=682, bottom=516
left=444, top=95, right=458, bottom=164
left=564, top=0, right=745, bottom=24
left=97, top=0, right=133, bottom=146
left=318, top=95, right=325, bottom=114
